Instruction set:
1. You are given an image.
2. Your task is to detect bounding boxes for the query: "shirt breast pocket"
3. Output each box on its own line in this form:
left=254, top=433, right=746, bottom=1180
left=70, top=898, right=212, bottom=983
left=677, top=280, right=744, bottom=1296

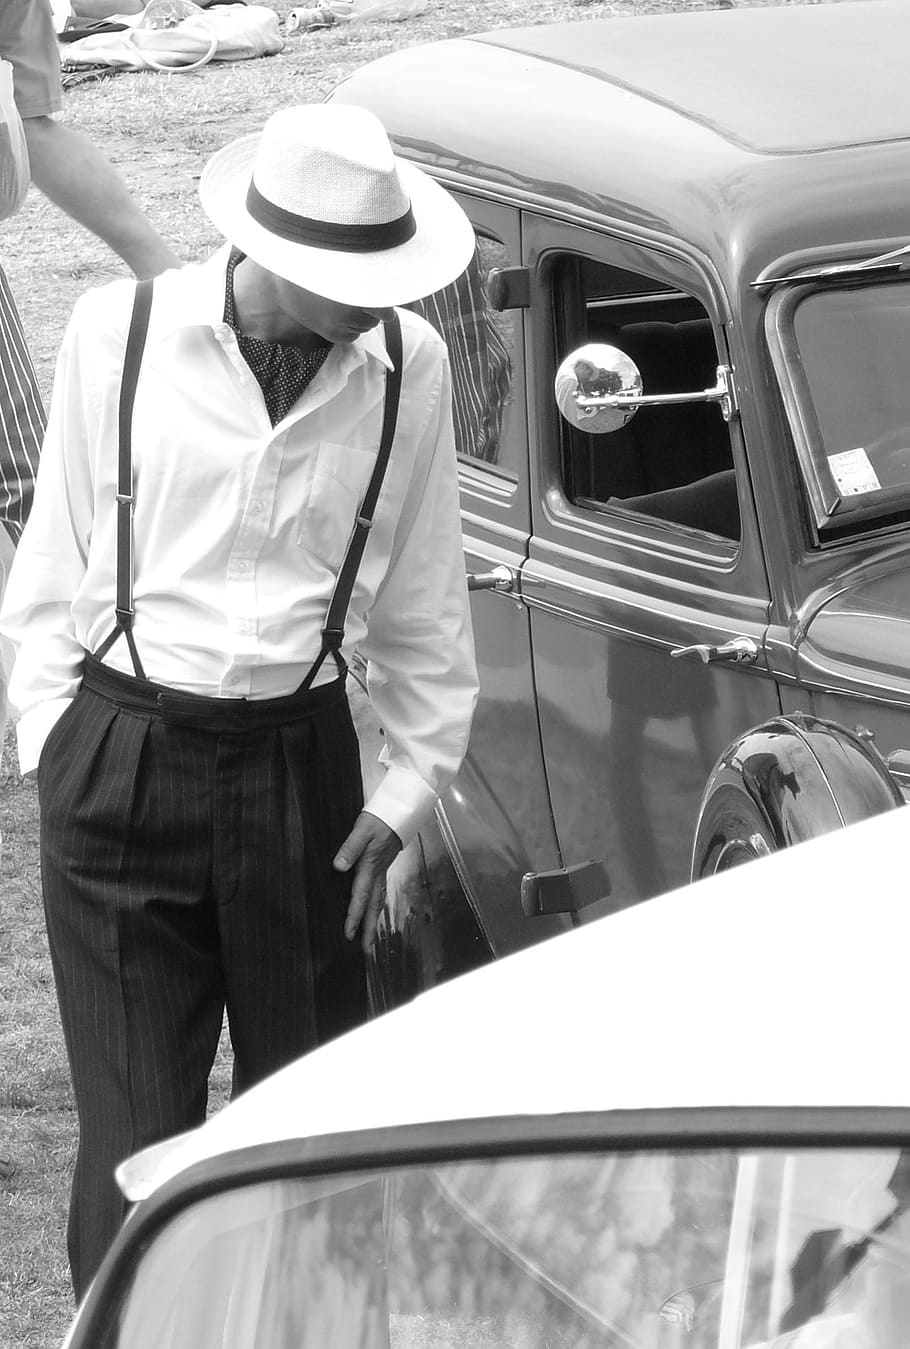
left=298, top=441, right=377, bottom=571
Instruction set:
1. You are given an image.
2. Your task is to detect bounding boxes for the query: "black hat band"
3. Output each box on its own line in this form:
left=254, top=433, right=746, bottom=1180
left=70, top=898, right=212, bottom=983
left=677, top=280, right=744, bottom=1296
left=246, top=180, right=416, bottom=253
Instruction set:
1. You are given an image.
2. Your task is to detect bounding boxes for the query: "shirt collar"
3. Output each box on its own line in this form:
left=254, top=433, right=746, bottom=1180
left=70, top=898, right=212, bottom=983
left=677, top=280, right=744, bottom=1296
left=156, top=244, right=396, bottom=371
left=357, top=322, right=395, bottom=372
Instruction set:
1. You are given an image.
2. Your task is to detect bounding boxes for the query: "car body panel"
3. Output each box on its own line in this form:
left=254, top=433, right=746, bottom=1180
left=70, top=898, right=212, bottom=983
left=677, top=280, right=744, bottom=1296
left=528, top=610, right=781, bottom=906
left=520, top=214, right=782, bottom=909
left=445, top=515, right=568, bottom=952
left=424, top=195, right=569, bottom=955
left=798, top=566, right=910, bottom=704
left=328, top=0, right=910, bottom=995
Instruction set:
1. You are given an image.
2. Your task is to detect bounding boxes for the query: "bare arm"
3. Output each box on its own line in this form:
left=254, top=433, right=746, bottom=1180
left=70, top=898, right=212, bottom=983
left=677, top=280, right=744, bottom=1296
left=23, top=115, right=182, bottom=278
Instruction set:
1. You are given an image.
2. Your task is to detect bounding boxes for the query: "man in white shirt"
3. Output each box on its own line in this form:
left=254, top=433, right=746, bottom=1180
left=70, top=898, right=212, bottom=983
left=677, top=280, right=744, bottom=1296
left=0, top=103, right=478, bottom=1297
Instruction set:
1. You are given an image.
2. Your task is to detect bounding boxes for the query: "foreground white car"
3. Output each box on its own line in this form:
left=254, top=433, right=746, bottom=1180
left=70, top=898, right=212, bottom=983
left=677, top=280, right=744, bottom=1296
left=64, top=807, right=910, bottom=1348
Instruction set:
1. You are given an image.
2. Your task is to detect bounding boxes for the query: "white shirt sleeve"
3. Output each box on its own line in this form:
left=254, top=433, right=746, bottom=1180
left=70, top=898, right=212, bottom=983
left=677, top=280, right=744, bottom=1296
left=357, top=347, right=479, bottom=845
left=0, top=297, right=97, bottom=774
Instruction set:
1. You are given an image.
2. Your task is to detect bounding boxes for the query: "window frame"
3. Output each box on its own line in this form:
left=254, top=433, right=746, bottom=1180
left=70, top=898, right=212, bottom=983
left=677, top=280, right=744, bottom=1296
left=521, top=216, right=769, bottom=592
left=431, top=194, right=531, bottom=529
left=551, top=250, right=741, bottom=546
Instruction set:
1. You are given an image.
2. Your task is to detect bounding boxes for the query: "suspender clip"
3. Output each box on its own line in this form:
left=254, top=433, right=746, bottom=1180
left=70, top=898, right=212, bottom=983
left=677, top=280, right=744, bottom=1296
left=321, top=626, right=345, bottom=651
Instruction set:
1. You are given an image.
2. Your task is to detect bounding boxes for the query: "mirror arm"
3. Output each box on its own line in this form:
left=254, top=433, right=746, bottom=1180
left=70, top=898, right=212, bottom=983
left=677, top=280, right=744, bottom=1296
left=576, top=365, right=738, bottom=423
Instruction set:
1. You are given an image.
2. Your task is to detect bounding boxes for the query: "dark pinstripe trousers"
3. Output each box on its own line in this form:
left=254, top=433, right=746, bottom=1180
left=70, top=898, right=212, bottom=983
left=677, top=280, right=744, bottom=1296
left=38, top=656, right=367, bottom=1298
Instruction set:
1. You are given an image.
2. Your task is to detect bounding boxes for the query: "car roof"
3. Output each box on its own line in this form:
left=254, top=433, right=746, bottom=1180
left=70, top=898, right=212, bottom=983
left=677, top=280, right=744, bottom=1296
left=479, top=3, right=910, bottom=157
left=330, top=1, right=910, bottom=292
left=121, top=807, right=910, bottom=1201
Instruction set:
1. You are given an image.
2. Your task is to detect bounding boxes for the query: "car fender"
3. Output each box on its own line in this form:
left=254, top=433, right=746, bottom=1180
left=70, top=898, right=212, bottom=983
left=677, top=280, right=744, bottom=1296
left=366, top=811, right=493, bottom=1016
left=691, top=712, right=904, bottom=880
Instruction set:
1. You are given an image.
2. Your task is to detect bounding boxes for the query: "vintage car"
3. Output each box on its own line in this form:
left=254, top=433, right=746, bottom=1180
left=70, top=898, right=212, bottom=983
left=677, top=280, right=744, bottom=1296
left=327, top=0, right=910, bottom=1008
left=61, top=807, right=910, bottom=1348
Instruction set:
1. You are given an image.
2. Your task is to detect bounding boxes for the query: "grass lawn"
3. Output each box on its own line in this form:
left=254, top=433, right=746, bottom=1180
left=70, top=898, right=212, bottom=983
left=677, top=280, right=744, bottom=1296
left=0, top=1, right=839, bottom=1343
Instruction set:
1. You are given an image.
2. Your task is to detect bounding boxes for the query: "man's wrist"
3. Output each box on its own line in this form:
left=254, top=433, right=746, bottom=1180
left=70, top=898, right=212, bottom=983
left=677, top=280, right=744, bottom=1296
left=362, top=767, right=437, bottom=848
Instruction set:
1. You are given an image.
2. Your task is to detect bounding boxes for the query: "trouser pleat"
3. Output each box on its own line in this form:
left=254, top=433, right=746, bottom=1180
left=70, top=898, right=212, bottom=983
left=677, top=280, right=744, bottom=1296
left=38, top=679, right=365, bottom=1298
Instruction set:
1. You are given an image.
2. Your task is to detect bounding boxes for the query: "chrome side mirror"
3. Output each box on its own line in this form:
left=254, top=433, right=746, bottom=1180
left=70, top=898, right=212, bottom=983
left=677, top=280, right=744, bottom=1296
left=555, top=344, right=643, bottom=434
left=555, top=342, right=738, bottom=434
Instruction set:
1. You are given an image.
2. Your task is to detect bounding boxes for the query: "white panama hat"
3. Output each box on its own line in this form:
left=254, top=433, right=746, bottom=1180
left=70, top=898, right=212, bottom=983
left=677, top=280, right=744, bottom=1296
left=199, top=103, right=476, bottom=308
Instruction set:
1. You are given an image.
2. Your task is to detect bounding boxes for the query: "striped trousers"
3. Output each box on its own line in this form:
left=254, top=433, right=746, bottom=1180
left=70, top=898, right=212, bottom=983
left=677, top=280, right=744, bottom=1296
left=0, top=262, right=44, bottom=543
left=38, top=656, right=368, bottom=1298
left=0, top=261, right=44, bottom=806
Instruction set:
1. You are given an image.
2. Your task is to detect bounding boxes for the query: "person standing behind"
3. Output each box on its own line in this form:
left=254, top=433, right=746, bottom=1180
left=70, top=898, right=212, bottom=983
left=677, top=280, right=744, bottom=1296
left=7, top=0, right=180, bottom=281
left=0, top=0, right=181, bottom=515
left=0, top=102, right=478, bottom=1298
left=0, top=0, right=181, bottom=781
left=0, top=0, right=179, bottom=1183
left=0, top=0, right=180, bottom=657
left=0, top=0, right=182, bottom=791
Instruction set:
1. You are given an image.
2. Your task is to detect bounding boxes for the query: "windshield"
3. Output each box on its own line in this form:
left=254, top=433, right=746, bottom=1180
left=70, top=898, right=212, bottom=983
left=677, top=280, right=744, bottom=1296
left=97, top=1146, right=910, bottom=1349
left=776, top=279, right=910, bottom=534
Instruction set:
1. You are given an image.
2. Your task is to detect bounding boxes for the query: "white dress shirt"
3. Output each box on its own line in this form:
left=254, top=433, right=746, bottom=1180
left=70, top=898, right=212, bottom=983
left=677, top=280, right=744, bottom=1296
left=0, top=247, right=478, bottom=844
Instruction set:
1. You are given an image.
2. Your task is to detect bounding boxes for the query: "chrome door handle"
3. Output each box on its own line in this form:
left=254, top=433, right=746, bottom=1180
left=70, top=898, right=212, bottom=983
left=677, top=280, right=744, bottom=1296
left=467, top=564, right=515, bottom=593
left=670, top=637, right=759, bottom=665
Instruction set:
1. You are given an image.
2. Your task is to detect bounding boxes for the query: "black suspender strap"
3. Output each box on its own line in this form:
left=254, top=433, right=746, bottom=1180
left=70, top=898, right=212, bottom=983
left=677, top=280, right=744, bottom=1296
left=96, top=301, right=402, bottom=694
left=300, top=311, right=404, bottom=691
left=94, top=279, right=154, bottom=679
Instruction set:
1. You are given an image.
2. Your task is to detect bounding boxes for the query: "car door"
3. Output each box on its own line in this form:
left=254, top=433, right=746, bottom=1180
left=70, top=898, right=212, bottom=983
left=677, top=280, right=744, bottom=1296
left=418, top=197, right=568, bottom=956
left=521, top=218, right=783, bottom=917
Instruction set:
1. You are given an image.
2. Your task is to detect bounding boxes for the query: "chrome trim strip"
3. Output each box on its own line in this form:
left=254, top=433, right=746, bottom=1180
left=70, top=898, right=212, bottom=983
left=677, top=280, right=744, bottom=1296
left=519, top=585, right=770, bottom=656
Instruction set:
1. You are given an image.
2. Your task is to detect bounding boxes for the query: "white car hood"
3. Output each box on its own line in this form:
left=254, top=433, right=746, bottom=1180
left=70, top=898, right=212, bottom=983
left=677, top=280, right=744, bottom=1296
left=119, top=806, right=910, bottom=1202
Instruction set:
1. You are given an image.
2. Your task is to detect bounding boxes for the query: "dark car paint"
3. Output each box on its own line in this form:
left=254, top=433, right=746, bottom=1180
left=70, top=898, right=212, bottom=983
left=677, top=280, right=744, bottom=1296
left=331, top=1, right=910, bottom=1003
left=690, top=712, right=905, bottom=879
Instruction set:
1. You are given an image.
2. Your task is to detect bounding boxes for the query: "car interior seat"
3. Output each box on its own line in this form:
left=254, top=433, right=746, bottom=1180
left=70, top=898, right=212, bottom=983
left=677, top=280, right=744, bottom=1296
left=578, top=313, right=739, bottom=538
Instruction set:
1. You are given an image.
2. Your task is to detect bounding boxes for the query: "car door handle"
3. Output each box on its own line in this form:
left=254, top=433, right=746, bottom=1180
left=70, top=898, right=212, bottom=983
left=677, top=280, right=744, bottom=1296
left=466, top=564, right=515, bottom=593
left=670, top=636, right=759, bottom=665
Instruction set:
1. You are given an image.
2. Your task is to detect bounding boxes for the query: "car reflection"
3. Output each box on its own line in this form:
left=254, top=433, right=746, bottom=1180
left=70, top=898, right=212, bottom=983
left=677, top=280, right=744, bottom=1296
left=107, top=1147, right=910, bottom=1349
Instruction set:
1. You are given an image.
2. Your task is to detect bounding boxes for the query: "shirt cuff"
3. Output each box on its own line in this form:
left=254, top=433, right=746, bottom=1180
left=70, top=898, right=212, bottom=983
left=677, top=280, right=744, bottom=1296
left=15, top=698, right=73, bottom=776
left=362, top=765, right=439, bottom=847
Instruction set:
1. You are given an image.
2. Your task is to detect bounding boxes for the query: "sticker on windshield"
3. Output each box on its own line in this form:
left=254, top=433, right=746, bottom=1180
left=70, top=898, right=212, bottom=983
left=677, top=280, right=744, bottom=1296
left=828, top=447, right=882, bottom=496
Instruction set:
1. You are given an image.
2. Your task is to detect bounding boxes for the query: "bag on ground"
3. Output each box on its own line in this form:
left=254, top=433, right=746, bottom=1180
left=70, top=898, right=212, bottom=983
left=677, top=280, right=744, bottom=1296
left=61, top=2, right=283, bottom=72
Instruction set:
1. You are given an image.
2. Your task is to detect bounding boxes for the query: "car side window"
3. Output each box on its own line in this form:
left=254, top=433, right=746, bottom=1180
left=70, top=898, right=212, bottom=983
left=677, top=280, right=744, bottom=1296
left=557, top=256, right=740, bottom=541
left=410, top=232, right=517, bottom=476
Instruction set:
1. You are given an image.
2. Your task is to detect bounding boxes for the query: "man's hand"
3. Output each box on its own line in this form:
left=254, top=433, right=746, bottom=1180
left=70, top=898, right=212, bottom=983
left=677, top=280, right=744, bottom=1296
left=334, top=811, right=402, bottom=952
